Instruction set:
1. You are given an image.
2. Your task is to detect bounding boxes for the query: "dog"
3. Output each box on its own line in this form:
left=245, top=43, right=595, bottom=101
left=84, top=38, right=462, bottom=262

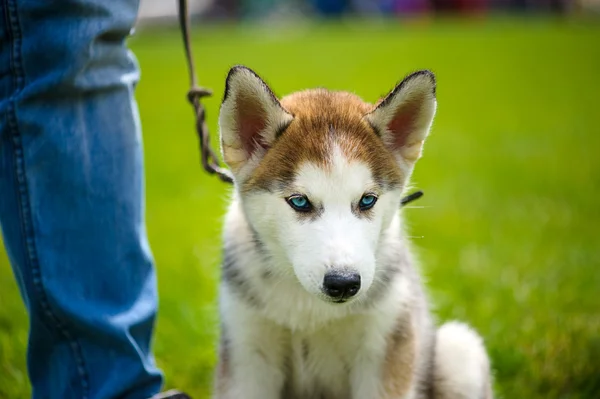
left=214, top=65, right=493, bottom=399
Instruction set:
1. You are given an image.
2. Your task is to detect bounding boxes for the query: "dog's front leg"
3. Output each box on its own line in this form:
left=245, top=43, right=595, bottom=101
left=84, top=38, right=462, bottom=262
left=349, top=312, right=417, bottom=399
left=350, top=344, right=416, bottom=399
left=346, top=313, right=388, bottom=399
left=350, top=346, right=386, bottom=399
left=215, top=301, right=288, bottom=399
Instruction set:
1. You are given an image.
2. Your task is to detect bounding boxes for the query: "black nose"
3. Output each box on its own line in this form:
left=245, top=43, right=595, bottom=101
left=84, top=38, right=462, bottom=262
left=322, top=271, right=361, bottom=300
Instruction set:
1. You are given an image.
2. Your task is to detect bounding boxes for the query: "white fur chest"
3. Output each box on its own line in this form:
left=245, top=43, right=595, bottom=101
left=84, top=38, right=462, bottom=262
left=284, top=324, right=359, bottom=398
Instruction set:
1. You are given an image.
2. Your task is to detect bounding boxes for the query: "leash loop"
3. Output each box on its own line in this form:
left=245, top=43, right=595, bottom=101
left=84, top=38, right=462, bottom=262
left=178, top=0, right=234, bottom=184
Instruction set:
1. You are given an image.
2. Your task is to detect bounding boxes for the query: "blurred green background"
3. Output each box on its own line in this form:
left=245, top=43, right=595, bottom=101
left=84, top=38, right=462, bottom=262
left=1, top=17, right=600, bottom=399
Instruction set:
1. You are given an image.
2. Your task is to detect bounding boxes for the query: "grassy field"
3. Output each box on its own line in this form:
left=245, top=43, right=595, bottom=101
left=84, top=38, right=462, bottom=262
left=1, top=17, right=599, bottom=399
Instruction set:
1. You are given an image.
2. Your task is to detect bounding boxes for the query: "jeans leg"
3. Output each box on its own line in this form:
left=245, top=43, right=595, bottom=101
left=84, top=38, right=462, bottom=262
left=0, top=1, right=163, bottom=398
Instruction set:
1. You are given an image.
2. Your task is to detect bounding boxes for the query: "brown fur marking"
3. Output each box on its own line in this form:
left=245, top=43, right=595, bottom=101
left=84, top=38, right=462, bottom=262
left=382, top=315, right=416, bottom=398
left=242, top=90, right=403, bottom=193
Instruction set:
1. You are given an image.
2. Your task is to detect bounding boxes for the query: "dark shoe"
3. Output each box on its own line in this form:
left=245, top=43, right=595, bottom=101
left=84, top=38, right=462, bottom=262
left=149, top=390, right=192, bottom=399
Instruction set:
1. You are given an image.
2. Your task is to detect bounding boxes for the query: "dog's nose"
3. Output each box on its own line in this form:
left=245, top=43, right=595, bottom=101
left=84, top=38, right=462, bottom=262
left=322, top=271, right=361, bottom=300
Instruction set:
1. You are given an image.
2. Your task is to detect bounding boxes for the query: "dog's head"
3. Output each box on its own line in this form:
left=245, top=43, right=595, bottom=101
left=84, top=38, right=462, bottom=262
left=219, top=66, right=436, bottom=304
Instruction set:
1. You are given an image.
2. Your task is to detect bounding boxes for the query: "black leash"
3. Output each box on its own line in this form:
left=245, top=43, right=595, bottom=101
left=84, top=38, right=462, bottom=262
left=176, top=0, right=423, bottom=206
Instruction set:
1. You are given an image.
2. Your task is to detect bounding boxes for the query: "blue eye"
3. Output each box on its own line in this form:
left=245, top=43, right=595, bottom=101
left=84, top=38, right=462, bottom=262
left=287, top=195, right=312, bottom=212
left=359, top=194, right=378, bottom=211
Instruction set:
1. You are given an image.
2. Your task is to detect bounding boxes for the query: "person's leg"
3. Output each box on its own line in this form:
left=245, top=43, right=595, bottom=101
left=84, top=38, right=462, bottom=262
left=0, top=1, right=163, bottom=398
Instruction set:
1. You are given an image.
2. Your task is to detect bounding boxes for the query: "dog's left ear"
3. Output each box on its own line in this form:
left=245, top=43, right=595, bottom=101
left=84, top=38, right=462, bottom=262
left=365, top=70, right=436, bottom=175
left=219, top=65, right=294, bottom=180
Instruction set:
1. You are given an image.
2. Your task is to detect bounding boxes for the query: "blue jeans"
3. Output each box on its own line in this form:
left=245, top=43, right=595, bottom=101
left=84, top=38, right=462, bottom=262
left=0, top=1, right=163, bottom=398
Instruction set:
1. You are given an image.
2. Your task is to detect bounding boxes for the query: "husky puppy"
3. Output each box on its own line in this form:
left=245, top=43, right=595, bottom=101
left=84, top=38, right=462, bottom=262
left=214, top=65, right=493, bottom=399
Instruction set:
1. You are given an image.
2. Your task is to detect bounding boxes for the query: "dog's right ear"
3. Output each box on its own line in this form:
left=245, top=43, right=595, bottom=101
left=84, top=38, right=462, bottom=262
left=219, top=66, right=294, bottom=180
left=365, top=70, right=436, bottom=178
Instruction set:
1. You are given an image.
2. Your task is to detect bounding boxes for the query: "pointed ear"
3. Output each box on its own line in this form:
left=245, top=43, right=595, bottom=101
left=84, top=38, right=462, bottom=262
left=219, top=66, right=294, bottom=178
left=365, top=70, right=437, bottom=175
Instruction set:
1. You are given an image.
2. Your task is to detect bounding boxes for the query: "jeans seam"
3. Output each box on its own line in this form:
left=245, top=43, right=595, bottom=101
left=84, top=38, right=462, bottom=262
left=5, top=1, right=90, bottom=397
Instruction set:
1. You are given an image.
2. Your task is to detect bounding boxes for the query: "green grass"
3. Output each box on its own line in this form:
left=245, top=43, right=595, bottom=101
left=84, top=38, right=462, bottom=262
left=1, top=17, right=600, bottom=399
